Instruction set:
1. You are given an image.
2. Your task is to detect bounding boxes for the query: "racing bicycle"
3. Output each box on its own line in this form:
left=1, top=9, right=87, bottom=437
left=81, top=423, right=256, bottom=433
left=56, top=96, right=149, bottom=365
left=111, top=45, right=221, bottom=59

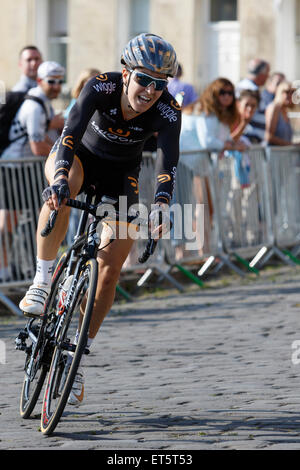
left=15, top=186, right=157, bottom=435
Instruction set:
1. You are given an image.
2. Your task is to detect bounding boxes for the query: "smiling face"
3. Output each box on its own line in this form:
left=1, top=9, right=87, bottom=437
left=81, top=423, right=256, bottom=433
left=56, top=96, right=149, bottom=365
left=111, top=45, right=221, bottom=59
left=122, top=67, right=167, bottom=117
left=238, top=96, right=258, bottom=121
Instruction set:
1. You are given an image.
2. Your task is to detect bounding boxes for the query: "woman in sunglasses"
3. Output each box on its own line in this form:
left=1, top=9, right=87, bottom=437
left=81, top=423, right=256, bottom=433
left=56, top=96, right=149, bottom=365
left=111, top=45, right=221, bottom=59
left=20, top=33, right=181, bottom=405
left=193, top=77, right=245, bottom=153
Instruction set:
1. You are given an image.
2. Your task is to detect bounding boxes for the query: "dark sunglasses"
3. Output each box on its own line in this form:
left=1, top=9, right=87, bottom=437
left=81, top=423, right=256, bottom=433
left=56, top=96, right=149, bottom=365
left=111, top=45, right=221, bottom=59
left=45, top=78, right=64, bottom=85
left=130, top=69, right=168, bottom=91
left=219, top=89, right=234, bottom=96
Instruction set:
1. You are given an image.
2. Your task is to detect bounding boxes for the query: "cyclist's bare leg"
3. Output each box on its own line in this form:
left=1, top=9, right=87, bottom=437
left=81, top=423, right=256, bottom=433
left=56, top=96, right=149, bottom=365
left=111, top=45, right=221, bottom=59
left=36, top=154, right=84, bottom=261
left=79, top=222, right=135, bottom=338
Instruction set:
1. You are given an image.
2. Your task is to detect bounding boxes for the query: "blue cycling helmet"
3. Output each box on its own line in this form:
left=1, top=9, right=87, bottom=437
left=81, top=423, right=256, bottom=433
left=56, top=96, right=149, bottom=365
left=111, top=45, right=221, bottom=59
left=121, top=33, right=178, bottom=77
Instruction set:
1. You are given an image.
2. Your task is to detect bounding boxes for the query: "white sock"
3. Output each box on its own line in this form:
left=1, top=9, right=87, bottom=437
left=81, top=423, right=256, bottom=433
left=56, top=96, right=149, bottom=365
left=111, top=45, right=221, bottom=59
left=67, top=331, right=93, bottom=366
left=33, top=258, right=55, bottom=288
left=74, top=329, right=93, bottom=348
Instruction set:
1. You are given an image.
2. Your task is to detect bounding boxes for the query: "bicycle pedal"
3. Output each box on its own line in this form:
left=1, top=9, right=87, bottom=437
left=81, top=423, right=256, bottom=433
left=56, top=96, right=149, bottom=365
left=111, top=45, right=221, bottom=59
left=59, top=341, right=90, bottom=355
left=22, top=311, right=43, bottom=319
left=15, top=330, right=28, bottom=351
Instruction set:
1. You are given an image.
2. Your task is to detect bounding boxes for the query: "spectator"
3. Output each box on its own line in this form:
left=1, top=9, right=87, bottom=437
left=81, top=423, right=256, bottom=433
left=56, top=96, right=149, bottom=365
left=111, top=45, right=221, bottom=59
left=64, top=67, right=101, bottom=119
left=0, top=61, right=65, bottom=281
left=236, top=58, right=270, bottom=144
left=230, top=89, right=260, bottom=188
left=12, top=47, right=64, bottom=134
left=168, top=63, right=198, bottom=109
left=194, top=77, right=245, bottom=153
left=1, top=61, right=65, bottom=160
left=260, top=72, right=286, bottom=111
left=231, top=89, right=260, bottom=145
left=179, top=96, right=202, bottom=152
left=265, top=81, right=295, bottom=146
left=12, top=45, right=43, bottom=93
left=236, top=58, right=270, bottom=94
left=177, top=93, right=213, bottom=257
left=189, top=78, right=249, bottom=253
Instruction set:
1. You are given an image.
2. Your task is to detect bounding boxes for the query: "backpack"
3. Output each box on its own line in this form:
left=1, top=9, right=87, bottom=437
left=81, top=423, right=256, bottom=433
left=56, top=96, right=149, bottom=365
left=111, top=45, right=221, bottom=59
left=0, top=91, right=50, bottom=156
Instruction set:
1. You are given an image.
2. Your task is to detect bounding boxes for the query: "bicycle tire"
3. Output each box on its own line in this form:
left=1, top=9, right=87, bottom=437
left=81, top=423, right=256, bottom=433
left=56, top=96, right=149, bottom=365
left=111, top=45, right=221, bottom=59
left=20, top=354, right=48, bottom=419
left=41, top=258, right=98, bottom=435
left=19, top=252, right=69, bottom=419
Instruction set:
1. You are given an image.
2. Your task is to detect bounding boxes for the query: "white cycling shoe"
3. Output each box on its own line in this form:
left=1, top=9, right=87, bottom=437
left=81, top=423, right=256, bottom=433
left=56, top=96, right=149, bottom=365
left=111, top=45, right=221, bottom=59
left=19, top=284, right=50, bottom=318
left=68, top=366, right=85, bottom=406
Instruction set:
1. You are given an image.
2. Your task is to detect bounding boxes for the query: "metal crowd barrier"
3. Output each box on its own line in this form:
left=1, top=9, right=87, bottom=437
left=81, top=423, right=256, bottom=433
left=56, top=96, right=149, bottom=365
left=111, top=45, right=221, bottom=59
left=167, top=146, right=300, bottom=277
left=212, top=146, right=276, bottom=272
left=0, top=157, right=47, bottom=315
left=1, top=147, right=300, bottom=315
left=259, top=146, right=300, bottom=266
left=161, top=149, right=244, bottom=281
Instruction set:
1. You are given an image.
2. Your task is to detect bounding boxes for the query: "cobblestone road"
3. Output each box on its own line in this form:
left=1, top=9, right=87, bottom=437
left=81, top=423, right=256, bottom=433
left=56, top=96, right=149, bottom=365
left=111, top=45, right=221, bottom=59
left=1, top=266, right=300, bottom=450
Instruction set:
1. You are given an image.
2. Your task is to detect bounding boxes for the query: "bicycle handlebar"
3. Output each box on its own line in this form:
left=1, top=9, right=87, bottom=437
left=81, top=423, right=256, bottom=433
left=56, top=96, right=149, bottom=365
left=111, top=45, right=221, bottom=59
left=41, top=198, right=105, bottom=238
left=138, top=238, right=157, bottom=264
left=40, top=210, right=58, bottom=237
left=40, top=198, right=158, bottom=263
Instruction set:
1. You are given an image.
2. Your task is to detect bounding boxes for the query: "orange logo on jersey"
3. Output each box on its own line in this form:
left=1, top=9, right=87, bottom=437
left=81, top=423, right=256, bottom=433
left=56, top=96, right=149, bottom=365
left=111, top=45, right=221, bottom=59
left=128, top=176, right=139, bottom=194
left=96, top=74, right=108, bottom=81
left=108, top=128, right=130, bottom=138
left=62, top=135, right=74, bottom=150
left=170, top=99, right=181, bottom=111
left=157, top=173, right=171, bottom=183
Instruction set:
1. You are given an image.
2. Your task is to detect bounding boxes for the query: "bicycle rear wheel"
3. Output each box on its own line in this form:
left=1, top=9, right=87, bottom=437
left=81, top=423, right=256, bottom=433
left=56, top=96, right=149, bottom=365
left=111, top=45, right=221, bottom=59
left=19, top=321, right=48, bottom=419
left=41, top=258, right=98, bottom=435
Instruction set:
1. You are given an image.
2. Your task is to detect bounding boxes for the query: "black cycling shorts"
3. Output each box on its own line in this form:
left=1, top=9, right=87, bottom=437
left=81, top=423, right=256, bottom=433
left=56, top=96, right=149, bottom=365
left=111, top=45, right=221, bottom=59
left=75, top=143, right=141, bottom=211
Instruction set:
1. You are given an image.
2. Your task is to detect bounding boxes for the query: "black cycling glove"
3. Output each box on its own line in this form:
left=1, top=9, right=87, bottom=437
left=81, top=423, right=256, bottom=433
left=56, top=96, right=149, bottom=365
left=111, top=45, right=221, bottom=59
left=42, top=178, right=70, bottom=205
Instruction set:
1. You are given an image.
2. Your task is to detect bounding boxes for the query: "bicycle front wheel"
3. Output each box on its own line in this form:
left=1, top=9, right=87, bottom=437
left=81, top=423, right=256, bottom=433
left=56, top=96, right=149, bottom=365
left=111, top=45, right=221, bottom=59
left=41, top=258, right=98, bottom=435
left=19, top=252, right=69, bottom=419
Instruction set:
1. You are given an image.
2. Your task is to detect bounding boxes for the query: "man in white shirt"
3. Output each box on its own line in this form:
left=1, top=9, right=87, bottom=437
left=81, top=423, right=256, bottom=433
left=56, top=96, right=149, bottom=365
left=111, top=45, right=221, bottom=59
left=0, top=61, right=65, bottom=281
left=2, top=61, right=65, bottom=160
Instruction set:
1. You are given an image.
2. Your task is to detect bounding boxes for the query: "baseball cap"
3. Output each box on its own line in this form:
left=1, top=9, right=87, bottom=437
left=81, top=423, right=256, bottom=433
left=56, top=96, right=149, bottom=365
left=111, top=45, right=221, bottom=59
left=37, top=61, right=65, bottom=80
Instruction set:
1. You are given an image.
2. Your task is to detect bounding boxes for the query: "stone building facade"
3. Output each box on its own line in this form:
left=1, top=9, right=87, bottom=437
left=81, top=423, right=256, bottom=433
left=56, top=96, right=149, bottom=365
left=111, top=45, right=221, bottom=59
left=0, top=0, right=299, bottom=94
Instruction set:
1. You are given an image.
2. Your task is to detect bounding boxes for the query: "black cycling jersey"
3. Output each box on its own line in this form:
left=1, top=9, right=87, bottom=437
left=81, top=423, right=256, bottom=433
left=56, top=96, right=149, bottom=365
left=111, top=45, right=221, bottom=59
left=53, top=72, right=181, bottom=204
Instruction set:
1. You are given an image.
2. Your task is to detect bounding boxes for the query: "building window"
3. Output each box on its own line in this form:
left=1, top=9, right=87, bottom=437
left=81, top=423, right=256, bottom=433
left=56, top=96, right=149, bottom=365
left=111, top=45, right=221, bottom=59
left=130, top=0, right=149, bottom=37
left=210, top=0, right=237, bottom=22
left=48, top=0, right=68, bottom=74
